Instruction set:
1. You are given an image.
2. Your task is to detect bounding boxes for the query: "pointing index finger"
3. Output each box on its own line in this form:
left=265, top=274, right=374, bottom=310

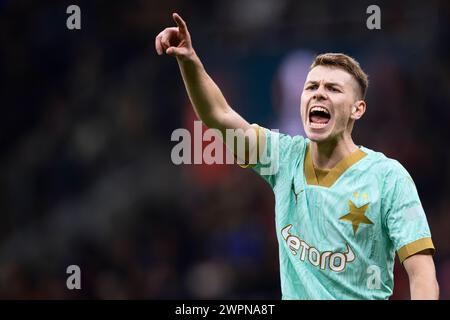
left=173, top=13, right=187, bottom=33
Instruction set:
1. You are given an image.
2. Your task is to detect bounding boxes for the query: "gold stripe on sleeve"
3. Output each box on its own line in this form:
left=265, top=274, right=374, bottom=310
left=238, top=124, right=262, bottom=168
left=397, top=237, right=435, bottom=263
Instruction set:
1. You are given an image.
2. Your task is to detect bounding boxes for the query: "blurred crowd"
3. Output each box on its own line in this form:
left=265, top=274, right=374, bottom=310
left=0, top=0, right=449, bottom=299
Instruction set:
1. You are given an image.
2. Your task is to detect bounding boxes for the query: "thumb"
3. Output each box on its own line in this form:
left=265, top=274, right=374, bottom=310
left=166, top=46, right=184, bottom=56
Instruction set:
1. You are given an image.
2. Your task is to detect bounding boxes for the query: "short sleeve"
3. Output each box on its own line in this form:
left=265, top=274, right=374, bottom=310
left=384, top=172, right=435, bottom=263
left=239, top=124, right=300, bottom=189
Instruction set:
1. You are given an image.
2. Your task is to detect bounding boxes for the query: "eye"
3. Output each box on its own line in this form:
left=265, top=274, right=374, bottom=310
left=306, top=85, right=317, bottom=90
left=329, top=87, right=341, bottom=92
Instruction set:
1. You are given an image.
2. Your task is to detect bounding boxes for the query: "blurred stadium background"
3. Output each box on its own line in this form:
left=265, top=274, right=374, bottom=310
left=0, top=0, right=449, bottom=299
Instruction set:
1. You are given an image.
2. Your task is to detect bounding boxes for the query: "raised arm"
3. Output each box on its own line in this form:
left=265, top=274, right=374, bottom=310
left=155, top=13, right=262, bottom=162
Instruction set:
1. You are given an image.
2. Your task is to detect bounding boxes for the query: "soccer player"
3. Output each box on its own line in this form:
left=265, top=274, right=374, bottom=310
left=155, top=13, right=439, bottom=299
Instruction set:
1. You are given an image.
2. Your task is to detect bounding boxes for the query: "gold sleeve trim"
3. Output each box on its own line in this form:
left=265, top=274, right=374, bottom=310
left=238, top=124, right=262, bottom=168
left=397, top=237, right=435, bottom=263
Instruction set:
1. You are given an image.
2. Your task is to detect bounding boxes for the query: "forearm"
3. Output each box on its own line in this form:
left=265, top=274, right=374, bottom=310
left=176, top=53, right=233, bottom=131
left=409, top=274, right=439, bottom=300
left=156, top=13, right=255, bottom=159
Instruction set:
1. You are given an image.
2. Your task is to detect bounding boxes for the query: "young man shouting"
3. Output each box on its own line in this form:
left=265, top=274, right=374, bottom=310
left=155, top=13, right=439, bottom=300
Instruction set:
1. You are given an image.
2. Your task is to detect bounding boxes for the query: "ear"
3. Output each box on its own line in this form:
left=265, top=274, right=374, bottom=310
left=350, top=100, right=366, bottom=120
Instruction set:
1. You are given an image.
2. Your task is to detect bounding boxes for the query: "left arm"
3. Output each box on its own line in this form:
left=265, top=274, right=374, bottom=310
left=403, top=252, right=439, bottom=300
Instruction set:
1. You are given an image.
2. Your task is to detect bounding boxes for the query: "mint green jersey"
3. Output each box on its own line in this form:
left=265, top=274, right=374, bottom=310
left=248, top=127, right=435, bottom=300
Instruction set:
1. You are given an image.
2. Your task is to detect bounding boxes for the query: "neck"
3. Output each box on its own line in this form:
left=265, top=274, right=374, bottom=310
left=310, top=134, right=358, bottom=169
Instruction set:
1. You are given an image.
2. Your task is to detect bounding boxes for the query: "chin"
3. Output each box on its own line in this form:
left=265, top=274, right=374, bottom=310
left=306, top=132, right=331, bottom=143
left=304, top=125, right=333, bottom=143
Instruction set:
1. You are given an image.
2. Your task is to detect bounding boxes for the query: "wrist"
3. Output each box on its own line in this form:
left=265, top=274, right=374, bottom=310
left=177, top=50, right=200, bottom=65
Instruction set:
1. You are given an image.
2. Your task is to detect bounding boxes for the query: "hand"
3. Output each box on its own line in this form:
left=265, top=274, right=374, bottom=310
left=155, top=13, right=194, bottom=61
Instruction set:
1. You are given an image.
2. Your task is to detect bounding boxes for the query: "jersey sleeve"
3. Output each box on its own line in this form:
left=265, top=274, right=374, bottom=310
left=238, top=124, right=299, bottom=189
left=383, top=167, right=435, bottom=263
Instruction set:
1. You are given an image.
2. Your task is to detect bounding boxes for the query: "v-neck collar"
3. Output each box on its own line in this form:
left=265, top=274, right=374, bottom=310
left=304, top=142, right=367, bottom=188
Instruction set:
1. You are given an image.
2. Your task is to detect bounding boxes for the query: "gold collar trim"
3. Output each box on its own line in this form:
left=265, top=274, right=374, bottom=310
left=304, top=143, right=367, bottom=188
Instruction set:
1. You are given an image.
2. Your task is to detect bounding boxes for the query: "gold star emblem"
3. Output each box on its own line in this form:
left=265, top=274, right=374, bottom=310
left=339, top=200, right=373, bottom=235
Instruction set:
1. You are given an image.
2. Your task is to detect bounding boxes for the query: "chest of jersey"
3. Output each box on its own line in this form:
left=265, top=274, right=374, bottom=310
left=274, top=166, right=385, bottom=274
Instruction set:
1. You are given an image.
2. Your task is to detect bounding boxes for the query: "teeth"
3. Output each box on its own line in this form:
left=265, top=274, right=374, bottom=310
left=310, top=106, right=329, bottom=114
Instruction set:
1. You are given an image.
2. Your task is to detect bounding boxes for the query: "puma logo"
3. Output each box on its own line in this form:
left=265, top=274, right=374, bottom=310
left=292, top=182, right=304, bottom=203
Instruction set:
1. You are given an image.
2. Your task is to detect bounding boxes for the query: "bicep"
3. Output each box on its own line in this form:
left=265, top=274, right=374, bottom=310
left=215, top=110, right=266, bottom=163
left=403, top=252, right=436, bottom=278
left=216, top=108, right=251, bottom=132
left=383, top=174, right=435, bottom=263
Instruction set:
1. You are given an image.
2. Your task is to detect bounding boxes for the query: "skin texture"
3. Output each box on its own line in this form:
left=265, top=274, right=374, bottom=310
left=403, top=252, right=439, bottom=299
left=155, top=13, right=439, bottom=300
left=300, top=65, right=366, bottom=169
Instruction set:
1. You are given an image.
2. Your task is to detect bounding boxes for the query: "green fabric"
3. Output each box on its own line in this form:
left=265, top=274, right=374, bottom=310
left=250, top=128, right=433, bottom=300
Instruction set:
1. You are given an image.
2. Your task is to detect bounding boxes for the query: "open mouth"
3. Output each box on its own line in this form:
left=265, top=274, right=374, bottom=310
left=309, top=105, right=331, bottom=127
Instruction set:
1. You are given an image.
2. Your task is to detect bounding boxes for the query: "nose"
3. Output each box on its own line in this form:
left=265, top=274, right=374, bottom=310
left=313, top=84, right=327, bottom=101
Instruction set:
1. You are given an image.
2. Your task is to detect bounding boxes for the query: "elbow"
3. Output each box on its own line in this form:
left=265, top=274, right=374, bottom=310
left=427, top=270, right=440, bottom=299
left=433, top=279, right=440, bottom=299
left=410, top=274, right=440, bottom=300
left=429, top=278, right=440, bottom=300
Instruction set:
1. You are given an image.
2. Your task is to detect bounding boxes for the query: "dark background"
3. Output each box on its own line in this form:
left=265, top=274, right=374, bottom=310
left=0, top=0, right=449, bottom=299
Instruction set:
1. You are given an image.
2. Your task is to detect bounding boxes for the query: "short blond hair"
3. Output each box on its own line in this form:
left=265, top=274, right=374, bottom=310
left=311, top=53, right=369, bottom=99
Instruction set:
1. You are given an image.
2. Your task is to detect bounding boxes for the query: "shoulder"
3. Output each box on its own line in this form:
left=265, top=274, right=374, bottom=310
left=262, top=128, right=307, bottom=161
left=360, top=146, right=412, bottom=180
left=262, top=128, right=305, bottom=146
left=360, top=147, right=417, bottom=199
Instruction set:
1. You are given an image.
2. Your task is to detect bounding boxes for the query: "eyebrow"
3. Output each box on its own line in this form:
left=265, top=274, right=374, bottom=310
left=305, top=81, right=344, bottom=88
